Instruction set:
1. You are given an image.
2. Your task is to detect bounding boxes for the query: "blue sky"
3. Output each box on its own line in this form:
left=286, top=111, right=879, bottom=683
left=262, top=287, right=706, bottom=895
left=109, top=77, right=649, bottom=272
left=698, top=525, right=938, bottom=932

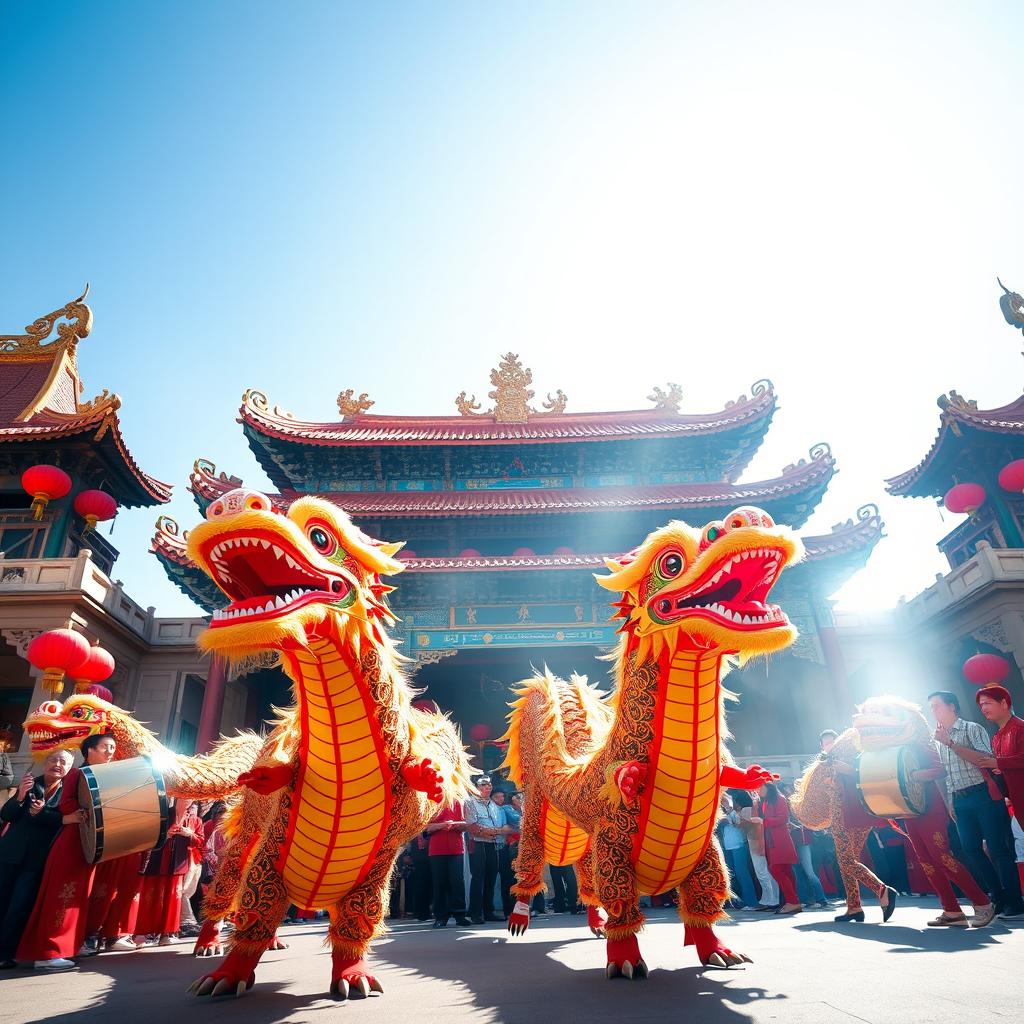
left=2, top=1, right=1022, bottom=617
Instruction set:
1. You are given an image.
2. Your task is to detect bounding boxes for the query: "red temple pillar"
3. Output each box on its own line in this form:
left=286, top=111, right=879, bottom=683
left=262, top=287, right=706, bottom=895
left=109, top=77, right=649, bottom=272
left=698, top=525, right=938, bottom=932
left=196, top=655, right=228, bottom=754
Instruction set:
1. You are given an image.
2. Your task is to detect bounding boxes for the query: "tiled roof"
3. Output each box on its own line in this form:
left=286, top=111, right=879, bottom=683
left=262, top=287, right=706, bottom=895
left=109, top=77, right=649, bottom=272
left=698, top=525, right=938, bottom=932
left=886, top=393, right=1024, bottom=497
left=237, top=383, right=777, bottom=447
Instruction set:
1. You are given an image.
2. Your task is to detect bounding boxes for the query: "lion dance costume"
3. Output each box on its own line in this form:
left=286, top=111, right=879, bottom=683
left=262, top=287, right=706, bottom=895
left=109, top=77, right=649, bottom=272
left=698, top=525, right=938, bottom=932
left=791, top=696, right=991, bottom=925
left=503, top=507, right=801, bottom=976
left=181, top=489, right=473, bottom=999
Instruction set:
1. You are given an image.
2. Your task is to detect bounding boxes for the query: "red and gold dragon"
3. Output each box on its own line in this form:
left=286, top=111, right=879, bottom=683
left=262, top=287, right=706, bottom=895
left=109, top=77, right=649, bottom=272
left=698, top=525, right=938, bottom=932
left=503, top=507, right=801, bottom=977
left=183, top=488, right=473, bottom=1001
left=22, top=692, right=262, bottom=799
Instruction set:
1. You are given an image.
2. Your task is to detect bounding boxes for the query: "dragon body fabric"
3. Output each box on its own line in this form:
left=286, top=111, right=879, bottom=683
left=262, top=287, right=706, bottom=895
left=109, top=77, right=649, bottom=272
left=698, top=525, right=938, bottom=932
left=503, top=507, right=801, bottom=976
left=183, top=489, right=473, bottom=1000
left=22, top=693, right=262, bottom=799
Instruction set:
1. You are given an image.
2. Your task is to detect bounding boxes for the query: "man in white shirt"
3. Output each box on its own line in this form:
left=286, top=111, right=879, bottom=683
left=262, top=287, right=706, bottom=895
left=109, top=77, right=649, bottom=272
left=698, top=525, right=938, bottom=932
left=463, top=776, right=506, bottom=924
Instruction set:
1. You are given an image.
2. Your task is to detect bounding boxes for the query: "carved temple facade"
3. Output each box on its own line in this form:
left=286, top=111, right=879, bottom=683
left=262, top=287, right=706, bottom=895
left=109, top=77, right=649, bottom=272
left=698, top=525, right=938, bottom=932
left=153, top=354, right=885, bottom=757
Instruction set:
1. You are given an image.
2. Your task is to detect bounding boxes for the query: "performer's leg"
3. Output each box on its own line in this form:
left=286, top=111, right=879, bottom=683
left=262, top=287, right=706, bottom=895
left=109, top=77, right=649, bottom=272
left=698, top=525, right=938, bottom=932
left=678, top=838, right=750, bottom=967
left=188, top=839, right=290, bottom=997
left=904, top=814, right=990, bottom=915
left=833, top=826, right=884, bottom=913
left=447, top=854, right=467, bottom=919
left=327, top=854, right=394, bottom=999
left=510, top=794, right=546, bottom=902
left=593, top=821, right=645, bottom=977
left=430, top=854, right=449, bottom=923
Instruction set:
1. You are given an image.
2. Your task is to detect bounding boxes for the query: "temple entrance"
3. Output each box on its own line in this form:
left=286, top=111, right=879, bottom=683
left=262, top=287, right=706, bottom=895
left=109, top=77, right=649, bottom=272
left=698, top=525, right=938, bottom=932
left=0, top=636, right=34, bottom=752
left=413, top=645, right=612, bottom=774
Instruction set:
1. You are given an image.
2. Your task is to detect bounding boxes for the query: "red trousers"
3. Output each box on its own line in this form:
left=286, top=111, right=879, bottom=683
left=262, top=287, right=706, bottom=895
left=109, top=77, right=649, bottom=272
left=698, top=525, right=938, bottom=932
left=769, top=863, right=799, bottom=906
left=903, top=803, right=988, bottom=914
left=87, top=853, right=143, bottom=939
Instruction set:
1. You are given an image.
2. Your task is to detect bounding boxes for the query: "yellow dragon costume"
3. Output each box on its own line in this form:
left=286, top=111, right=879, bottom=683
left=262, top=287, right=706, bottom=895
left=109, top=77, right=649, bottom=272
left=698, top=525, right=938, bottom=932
left=182, top=488, right=473, bottom=1000
left=503, top=507, right=800, bottom=976
left=22, top=693, right=262, bottom=799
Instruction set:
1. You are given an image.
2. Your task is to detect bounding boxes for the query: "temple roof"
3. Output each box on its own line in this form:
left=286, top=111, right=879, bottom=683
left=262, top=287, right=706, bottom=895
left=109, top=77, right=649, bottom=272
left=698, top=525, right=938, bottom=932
left=150, top=500, right=883, bottom=614
left=885, top=391, right=1024, bottom=498
left=238, top=374, right=778, bottom=489
left=188, top=443, right=834, bottom=522
left=0, top=292, right=171, bottom=506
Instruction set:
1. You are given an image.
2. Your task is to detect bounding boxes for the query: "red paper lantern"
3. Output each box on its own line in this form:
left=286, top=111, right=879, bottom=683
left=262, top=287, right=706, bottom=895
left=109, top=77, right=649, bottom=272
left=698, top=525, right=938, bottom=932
left=73, top=489, right=118, bottom=532
left=998, top=460, right=1024, bottom=493
left=943, top=482, right=986, bottom=515
left=512, top=547, right=535, bottom=557
left=469, top=723, right=492, bottom=742
left=21, top=464, right=72, bottom=520
left=72, top=644, right=115, bottom=690
left=26, top=628, right=91, bottom=696
left=963, top=653, right=1010, bottom=686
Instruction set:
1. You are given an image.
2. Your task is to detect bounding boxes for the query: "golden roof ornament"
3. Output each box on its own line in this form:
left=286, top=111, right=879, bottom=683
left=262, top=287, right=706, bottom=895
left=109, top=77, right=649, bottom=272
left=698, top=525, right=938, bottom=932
left=647, top=383, right=682, bottom=413
left=998, top=277, right=1024, bottom=335
left=455, top=353, right=567, bottom=421
left=0, top=285, right=92, bottom=361
left=337, top=389, right=374, bottom=420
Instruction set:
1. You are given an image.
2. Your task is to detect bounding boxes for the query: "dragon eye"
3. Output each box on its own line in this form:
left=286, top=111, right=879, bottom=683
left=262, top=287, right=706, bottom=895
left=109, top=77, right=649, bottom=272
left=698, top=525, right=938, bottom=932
left=307, top=524, right=337, bottom=556
left=700, top=522, right=726, bottom=550
left=658, top=551, right=684, bottom=579
left=70, top=708, right=84, bottom=719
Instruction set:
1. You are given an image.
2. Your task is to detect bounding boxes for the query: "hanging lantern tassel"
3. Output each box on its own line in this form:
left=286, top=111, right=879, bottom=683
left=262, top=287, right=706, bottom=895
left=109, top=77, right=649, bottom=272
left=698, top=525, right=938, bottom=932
left=73, top=489, right=118, bottom=535
left=26, top=629, right=91, bottom=697
left=21, top=465, right=72, bottom=521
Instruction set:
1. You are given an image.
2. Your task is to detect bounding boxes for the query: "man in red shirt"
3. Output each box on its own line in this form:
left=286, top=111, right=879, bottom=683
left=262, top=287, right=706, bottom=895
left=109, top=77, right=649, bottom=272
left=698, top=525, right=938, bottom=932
left=425, top=802, right=471, bottom=928
left=976, top=685, right=1024, bottom=831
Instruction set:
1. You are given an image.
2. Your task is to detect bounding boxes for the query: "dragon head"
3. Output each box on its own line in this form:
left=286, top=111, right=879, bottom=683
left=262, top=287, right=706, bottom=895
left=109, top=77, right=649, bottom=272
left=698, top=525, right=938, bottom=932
left=852, top=695, right=930, bottom=752
left=187, top=489, right=405, bottom=660
left=596, top=507, right=802, bottom=660
left=23, top=694, right=117, bottom=758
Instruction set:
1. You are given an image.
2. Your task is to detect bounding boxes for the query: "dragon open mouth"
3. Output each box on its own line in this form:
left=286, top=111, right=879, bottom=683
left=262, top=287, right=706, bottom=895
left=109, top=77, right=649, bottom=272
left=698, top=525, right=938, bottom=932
left=648, top=545, right=790, bottom=630
left=27, top=724, right=93, bottom=753
left=202, top=530, right=351, bottom=628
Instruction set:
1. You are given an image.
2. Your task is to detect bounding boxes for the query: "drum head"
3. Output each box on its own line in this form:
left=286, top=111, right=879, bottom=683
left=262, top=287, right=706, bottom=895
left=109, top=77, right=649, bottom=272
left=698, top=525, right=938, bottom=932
left=78, top=756, right=169, bottom=865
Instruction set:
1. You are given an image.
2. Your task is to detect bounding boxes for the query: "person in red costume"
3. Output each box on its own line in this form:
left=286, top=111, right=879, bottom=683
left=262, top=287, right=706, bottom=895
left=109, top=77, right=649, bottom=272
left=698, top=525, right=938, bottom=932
left=974, top=685, right=1024, bottom=832
left=86, top=848, right=144, bottom=952
left=758, top=782, right=802, bottom=914
left=17, top=733, right=116, bottom=969
left=133, top=800, right=204, bottom=946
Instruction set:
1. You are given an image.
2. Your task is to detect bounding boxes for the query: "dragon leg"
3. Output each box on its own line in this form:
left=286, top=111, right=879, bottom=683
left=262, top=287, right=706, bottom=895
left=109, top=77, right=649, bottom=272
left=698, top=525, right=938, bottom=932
left=594, top=821, right=646, bottom=979
left=188, top=836, right=289, bottom=998
left=679, top=837, right=749, bottom=968
left=325, top=853, right=393, bottom=1000
left=507, top=791, right=547, bottom=935
left=573, top=844, right=607, bottom=936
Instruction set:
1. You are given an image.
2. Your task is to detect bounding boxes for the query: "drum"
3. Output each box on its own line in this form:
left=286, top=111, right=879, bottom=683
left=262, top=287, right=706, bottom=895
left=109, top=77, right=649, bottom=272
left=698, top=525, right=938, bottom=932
left=78, top=756, right=170, bottom=864
left=856, top=745, right=927, bottom=818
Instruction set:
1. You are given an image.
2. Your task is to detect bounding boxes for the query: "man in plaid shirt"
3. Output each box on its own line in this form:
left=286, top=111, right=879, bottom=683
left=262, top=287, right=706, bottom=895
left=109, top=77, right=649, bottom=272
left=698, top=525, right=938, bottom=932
left=928, top=690, right=1024, bottom=920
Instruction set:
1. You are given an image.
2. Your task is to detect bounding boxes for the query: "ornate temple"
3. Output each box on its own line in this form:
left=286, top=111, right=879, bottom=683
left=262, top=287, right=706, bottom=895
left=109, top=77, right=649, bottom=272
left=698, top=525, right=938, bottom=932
left=882, top=282, right=1024, bottom=710
left=0, top=295, right=246, bottom=767
left=153, top=353, right=884, bottom=757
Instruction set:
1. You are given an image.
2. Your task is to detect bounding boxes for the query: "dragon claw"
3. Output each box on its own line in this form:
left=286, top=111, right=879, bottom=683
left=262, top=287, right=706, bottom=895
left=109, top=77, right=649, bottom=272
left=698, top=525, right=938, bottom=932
left=237, top=763, right=292, bottom=795
left=587, top=905, right=608, bottom=937
left=401, top=757, right=445, bottom=803
left=613, top=761, right=649, bottom=803
left=508, top=900, right=531, bottom=937
left=330, top=954, right=382, bottom=1000
left=267, top=934, right=288, bottom=951
left=606, top=934, right=645, bottom=980
left=190, top=969, right=255, bottom=998
left=685, top=922, right=750, bottom=969
left=720, top=763, right=780, bottom=790
left=192, top=920, right=224, bottom=958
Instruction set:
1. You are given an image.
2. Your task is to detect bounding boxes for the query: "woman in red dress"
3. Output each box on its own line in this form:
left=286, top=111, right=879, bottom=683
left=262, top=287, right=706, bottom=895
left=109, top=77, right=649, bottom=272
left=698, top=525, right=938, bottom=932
left=17, top=734, right=117, bottom=968
left=759, top=782, right=802, bottom=914
left=133, top=800, right=204, bottom=946
left=85, top=849, right=144, bottom=951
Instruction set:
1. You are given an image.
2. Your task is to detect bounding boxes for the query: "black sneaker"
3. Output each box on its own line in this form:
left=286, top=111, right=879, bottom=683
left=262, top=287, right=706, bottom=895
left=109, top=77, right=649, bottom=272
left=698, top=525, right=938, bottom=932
left=470, top=917, right=484, bottom=925
left=453, top=916, right=472, bottom=927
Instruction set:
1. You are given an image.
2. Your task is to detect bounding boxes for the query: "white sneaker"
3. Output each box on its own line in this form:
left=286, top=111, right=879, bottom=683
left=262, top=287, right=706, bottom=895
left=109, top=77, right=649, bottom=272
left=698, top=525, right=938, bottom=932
left=106, top=937, right=137, bottom=952
left=158, top=935, right=174, bottom=946
left=34, top=958, right=76, bottom=970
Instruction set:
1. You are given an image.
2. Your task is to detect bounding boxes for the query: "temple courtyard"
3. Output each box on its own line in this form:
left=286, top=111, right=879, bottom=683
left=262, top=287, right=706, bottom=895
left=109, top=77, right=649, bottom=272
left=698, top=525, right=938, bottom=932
left=2, top=901, right=1018, bottom=1024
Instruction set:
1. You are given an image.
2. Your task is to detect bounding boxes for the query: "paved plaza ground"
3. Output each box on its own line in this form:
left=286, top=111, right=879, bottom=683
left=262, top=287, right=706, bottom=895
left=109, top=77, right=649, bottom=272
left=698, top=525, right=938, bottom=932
left=1, top=899, right=1019, bottom=1024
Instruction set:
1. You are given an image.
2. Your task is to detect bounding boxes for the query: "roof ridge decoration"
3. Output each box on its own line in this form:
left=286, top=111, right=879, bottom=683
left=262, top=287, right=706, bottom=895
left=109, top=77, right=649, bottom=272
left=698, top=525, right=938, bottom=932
left=455, top=353, right=567, bottom=422
left=337, top=389, right=374, bottom=420
left=998, top=277, right=1024, bottom=339
left=0, top=286, right=92, bottom=363
left=647, top=383, right=682, bottom=413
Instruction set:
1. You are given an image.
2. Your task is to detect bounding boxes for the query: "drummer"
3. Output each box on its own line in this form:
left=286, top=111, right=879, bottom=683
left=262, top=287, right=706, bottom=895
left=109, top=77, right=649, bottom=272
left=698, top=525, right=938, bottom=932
left=16, top=735, right=116, bottom=969
left=834, top=698, right=995, bottom=928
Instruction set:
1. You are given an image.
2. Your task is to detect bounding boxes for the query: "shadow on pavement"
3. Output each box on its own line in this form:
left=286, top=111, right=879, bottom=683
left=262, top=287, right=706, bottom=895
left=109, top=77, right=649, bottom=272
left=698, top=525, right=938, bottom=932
left=376, top=916, right=784, bottom=1024
left=795, top=918, right=1011, bottom=953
